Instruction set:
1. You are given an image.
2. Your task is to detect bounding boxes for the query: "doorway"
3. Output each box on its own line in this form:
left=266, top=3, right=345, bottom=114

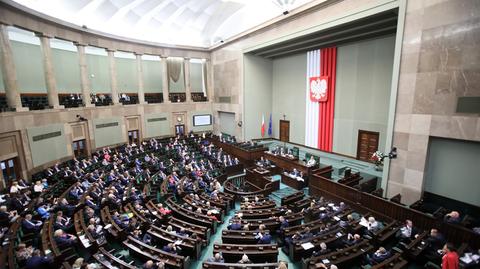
left=1, top=157, right=20, bottom=185
left=175, top=125, right=185, bottom=136
left=72, top=139, right=87, bottom=158
left=128, top=130, right=140, bottom=145
left=357, top=130, right=380, bottom=162
left=279, top=120, right=290, bottom=142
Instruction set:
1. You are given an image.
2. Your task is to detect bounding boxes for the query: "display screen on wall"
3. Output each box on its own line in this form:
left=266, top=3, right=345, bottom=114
left=193, top=115, right=212, bottom=126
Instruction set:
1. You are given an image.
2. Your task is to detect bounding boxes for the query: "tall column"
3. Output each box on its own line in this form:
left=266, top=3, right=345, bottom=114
left=205, top=59, right=213, bottom=102
left=37, top=33, right=62, bottom=109
left=75, top=43, right=93, bottom=107
left=107, top=49, right=120, bottom=105
left=135, top=53, right=146, bottom=104
left=184, top=57, right=191, bottom=102
left=161, top=56, right=170, bottom=103
left=0, top=24, right=26, bottom=111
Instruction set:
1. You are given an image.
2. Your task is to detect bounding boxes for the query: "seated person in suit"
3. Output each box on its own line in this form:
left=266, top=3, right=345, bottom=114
left=227, top=219, right=242, bottom=230
left=306, top=156, right=316, bottom=167
left=112, top=211, right=129, bottom=229
left=85, top=196, right=99, bottom=211
left=53, top=214, right=73, bottom=232
left=238, top=254, right=252, bottom=264
left=25, top=249, right=52, bottom=269
left=22, top=214, right=42, bottom=233
left=257, top=231, right=272, bottom=244
left=207, top=253, right=225, bottom=263
left=424, top=228, right=447, bottom=263
left=54, top=229, right=77, bottom=248
left=366, top=247, right=391, bottom=265
left=277, top=216, right=289, bottom=235
left=87, top=224, right=103, bottom=240
left=162, top=243, right=180, bottom=254
left=342, top=233, right=362, bottom=247
left=364, top=216, right=381, bottom=235
left=396, top=219, right=419, bottom=243
left=290, top=169, right=300, bottom=177
left=36, top=202, right=51, bottom=220
left=313, top=242, right=331, bottom=256
left=444, top=211, right=461, bottom=224
left=15, top=243, right=34, bottom=266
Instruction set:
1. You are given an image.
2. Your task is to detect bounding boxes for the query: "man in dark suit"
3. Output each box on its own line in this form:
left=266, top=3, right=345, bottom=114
left=397, top=219, right=419, bottom=243
left=424, top=228, right=447, bottom=264
left=53, top=229, right=77, bottom=248
left=227, top=220, right=242, bottom=230
left=26, top=250, right=52, bottom=269
left=366, top=247, right=391, bottom=265
left=22, top=214, right=42, bottom=233
left=257, top=232, right=272, bottom=244
left=342, top=233, right=362, bottom=247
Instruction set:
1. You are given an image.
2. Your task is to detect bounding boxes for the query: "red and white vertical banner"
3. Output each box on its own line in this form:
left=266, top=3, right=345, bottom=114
left=305, top=47, right=337, bottom=151
left=305, top=50, right=321, bottom=148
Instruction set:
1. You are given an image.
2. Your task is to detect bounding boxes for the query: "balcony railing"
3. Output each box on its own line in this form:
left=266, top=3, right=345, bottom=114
left=119, top=93, right=138, bottom=105
left=21, top=94, right=49, bottom=110
left=92, top=93, right=113, bottom=107
left=169, top=93, right=186, bottom=103
left=191, top=92, right=208, bottom=102
left=59, top=93, right=84, bottom=108
left=145, top=93, right=163, bottom=104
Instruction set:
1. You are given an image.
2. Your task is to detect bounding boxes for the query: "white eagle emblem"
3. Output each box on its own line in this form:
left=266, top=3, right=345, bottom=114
left=310, top=77, right=327, bottom=101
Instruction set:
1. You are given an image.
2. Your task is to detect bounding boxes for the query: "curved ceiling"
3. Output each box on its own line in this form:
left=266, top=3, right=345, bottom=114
left=11, top=0, right=316, bottom=48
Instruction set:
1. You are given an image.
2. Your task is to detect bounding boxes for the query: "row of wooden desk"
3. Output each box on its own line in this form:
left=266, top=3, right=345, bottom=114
left=210, top=138, right=330, bottom=190
left=208, top=137, right=267, bottom=166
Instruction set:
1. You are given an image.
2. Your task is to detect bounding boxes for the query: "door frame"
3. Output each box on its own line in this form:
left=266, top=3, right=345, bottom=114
left=356, top=130, right=380, bottom=161
left=279, top=120, right=290, bottom=142
left=175, top=124, right=186, bottom=136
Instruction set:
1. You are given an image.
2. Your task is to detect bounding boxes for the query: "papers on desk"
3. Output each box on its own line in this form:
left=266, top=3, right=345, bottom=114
left=322, top=259, right=330, bottom=264
left=359, top=217, right=369, bottom=228
left=333, top=216, right=341, bottom=221
left=104, top=224, right=112, bottom=230
left=336, top=232, right=343, bottom=238
left=79, top=234, right=91, bottom=248
left=460, top=253, right=479, bottom=264
left=296, top=177, right=304, bottom=182
left=460, top=252, right=480, bottom=264
left=301, top=242, right=315, bottom=250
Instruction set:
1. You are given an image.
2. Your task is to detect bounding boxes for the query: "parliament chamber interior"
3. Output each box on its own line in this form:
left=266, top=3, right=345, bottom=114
left=0, top=0, right=479, bottom=269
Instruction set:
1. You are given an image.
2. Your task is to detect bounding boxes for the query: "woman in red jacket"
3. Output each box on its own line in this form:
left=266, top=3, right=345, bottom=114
left=442, top=243, right=459, bottom=269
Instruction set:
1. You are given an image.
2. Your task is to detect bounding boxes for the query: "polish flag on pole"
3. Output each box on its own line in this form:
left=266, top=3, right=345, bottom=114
left=261, top=114, right=265, bottom=137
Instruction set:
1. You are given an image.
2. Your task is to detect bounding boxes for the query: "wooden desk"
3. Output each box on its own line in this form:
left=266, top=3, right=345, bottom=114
left=203, top=261, right=285, bottom=269
left=209, top=138, right=267, bottom=166
left=281, top=191, right=305, bottom=206
left=246, top=167, right=271, bottom=182
left=213, top=243, right=278, bottom=263
left=281, top=173, right=306, bottom=190
left=94, top=247, right=138, bottom=269
left=263, top=152, right=313, bottom=184
left=246, top=171, right=279, bottom=193
left=305, top=240, right=374, bottom=268
left=309, top=171, right=480, bottom=248
left=263, top=152, right=308, bottom=172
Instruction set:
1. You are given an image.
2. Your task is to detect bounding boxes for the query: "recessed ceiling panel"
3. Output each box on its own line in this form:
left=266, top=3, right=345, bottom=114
left=11, top=0, right=317, bottom=47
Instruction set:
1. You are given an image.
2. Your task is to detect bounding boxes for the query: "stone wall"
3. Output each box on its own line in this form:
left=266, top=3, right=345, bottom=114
left=387, top=0, right=480, bottom=204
